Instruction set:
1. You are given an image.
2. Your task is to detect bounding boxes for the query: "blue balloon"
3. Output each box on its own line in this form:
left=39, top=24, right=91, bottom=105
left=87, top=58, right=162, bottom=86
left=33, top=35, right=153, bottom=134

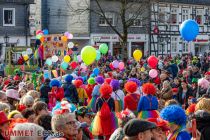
left=43, top=29, right=49, bottom=35
left=180, top=20, right=199, bottom=42
left=46, top=59, right=52, bottom=66
left=93, top=68, right=100, bottom=76
left=61, top=62, right=68, bottom=70
left=90, top=73, right=96, bottom=77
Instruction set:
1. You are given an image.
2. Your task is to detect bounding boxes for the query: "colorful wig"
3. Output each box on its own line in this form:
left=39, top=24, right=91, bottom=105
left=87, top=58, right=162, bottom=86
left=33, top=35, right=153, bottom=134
left=160, top=105, right=186, bottom=126
left=128, top=78, right=141, bottom=87
left=198, top=78, right=209, bottom=89
left=74, top=80, right=83, bottom=88
left=124, top=81, right=137, bottom=93
left=100, top=84, right=113, bottom=98
left=105, top=78, right=112, bottom=84
left=95, top=76, right=104, bottom=85
left=142, top=83, right=156, bottom=95
left=65, top=74, right=73, bottom=83
left=110, top=79, right=120, bottom=91
left=50, top=79, right=61, bottom=87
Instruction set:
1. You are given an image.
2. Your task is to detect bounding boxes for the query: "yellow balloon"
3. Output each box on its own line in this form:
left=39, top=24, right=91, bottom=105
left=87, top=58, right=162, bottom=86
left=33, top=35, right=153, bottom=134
left=133, top=50, right=142, bottom=61
left=23, top=55, right=29, bottom=61
left=64, top=55, right=71, bottom=63
left=61, top=36, right=68, bottom=42
left=141, top=67, right=145, bottom=72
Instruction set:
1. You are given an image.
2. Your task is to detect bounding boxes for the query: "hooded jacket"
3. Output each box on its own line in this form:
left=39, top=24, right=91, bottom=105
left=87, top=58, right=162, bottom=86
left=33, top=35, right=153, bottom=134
left=195, top=110, right=210, bottom=140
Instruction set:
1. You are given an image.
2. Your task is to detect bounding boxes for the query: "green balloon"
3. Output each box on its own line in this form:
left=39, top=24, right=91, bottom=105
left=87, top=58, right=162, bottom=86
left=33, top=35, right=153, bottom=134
left=81, top=46, right=97, bottom=66
left=88, top=77, right=95, bottom=85
left=99, top=43, right=108, bottom=54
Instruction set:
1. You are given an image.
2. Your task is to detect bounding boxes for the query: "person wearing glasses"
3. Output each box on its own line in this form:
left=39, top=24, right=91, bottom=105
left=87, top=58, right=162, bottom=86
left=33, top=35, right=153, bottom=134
left=47, top=113, right=79, bottom=140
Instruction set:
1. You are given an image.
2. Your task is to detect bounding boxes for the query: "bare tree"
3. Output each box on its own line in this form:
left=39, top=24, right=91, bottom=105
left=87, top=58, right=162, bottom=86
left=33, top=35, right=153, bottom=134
left=68, top=0, right=155, bottom=59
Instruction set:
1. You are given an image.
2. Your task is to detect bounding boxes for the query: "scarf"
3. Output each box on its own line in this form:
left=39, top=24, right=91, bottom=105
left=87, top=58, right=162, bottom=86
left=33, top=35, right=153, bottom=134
left=167, top=127, right=182, bottom=140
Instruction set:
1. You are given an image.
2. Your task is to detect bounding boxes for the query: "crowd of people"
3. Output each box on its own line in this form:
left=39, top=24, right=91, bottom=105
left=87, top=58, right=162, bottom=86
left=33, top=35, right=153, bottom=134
left=0, top=53, right=209, bottom=140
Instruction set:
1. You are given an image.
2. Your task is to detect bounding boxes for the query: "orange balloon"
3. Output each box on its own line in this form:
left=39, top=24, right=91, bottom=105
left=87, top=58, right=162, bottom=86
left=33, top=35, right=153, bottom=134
left=40, top=36, right=45, bottom=42
left=61, top=36, right=68, bottom=42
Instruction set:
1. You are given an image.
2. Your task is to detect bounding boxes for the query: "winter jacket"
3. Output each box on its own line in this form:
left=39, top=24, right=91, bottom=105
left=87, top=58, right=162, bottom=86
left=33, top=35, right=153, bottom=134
left=177, top=87, right=193, bottom=106
left=62, top=83, right=79, bottom=104
left=40, top=84, right=51, bottom=103
left=195, top=110, right=210, bottom=140
left=191, top=71, right=202, bottom=79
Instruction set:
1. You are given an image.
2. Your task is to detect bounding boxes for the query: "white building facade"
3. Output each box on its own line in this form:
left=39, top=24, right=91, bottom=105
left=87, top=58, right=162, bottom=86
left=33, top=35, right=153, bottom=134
left=150, top=1, right=210, bottom=56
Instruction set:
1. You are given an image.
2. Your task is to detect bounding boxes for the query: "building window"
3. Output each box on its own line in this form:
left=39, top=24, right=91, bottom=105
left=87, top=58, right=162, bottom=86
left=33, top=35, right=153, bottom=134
left=182, top=9, right=189, bottom=22
left=129, top=14, right=142, bottom=27
left=99, top=12, right=115, bottom=26
left=171, top=37, right=178, bottom=53
left=183, top=42, right=189, bottom=53
left=196, top=9, right=203, bottom=24
left=158, top=7, right=166, bottom=23
left=170, top=8, right=178, bottom=24
left=158, top=44, right=166, bottom=53
left=3, top=8, right=15, bottom=26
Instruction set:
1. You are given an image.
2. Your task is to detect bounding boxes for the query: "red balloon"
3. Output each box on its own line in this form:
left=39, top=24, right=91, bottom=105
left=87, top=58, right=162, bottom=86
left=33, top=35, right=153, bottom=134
left=109, top=63, right=114, bottom=70
left=147, top=56, right=158, bottom=69
left=70, top=61, right=78, bottom=69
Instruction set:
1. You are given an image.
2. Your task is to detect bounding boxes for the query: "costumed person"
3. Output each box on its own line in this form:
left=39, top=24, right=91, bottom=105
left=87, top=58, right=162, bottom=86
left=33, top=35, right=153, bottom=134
left=147, top=117, right=170, bottom=140
left=204, top=71, right=210, bottom=82
left=160, top=105, right=191, bottom=140
left=124, top=81, right=140, bottom=115
left=110, top=79, right=124, bottom=112
left=0, top=111, right=10, bottom=140
left=73, top=79, right=88, bottom=106
left=137, top=83, right=159, bottom=120
left=62, top=74, right=79, bottom=104
left=52, top=100, right=76, bottom=116
left=90, top=84, right=118, bottom=140
left=40, top=78, right=51, bottom=104
left=110, top=109, right=135, bottom=140
left=196, top=78, right=210, bottom=98
left=88, top=76, right=102, bottom=113
left=48, top=79, right=64, bottom=111
left=85, top=81, right=95, bottom=105
left=128, top=78, right=141, bottom=95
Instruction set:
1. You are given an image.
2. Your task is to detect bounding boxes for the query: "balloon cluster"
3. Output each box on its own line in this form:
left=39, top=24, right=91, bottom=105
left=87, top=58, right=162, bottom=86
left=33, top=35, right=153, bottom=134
left=109, top=60, right=125, bottom=71
left=147, top=55, right=159, bottom=79
left=81, top=43, right=108, bottom=66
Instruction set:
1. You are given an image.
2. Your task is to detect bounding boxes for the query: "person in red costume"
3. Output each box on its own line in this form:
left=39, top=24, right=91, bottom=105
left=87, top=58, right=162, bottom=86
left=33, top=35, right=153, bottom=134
left=124, top=81, right=140, bottom=115
left=90, top=84, right=118, bottom=140
left=48, top=79, right=64, bottom=111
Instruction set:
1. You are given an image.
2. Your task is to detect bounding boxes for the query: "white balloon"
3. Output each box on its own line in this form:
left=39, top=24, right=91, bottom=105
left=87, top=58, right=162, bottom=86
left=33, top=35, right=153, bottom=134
left=22, top=51, right=27, bottom=56
left=68, top=42, right=74, bottom=48
left=51, top=55, right=59, bottom=62
left=26, top=48, right=33, bottom=54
